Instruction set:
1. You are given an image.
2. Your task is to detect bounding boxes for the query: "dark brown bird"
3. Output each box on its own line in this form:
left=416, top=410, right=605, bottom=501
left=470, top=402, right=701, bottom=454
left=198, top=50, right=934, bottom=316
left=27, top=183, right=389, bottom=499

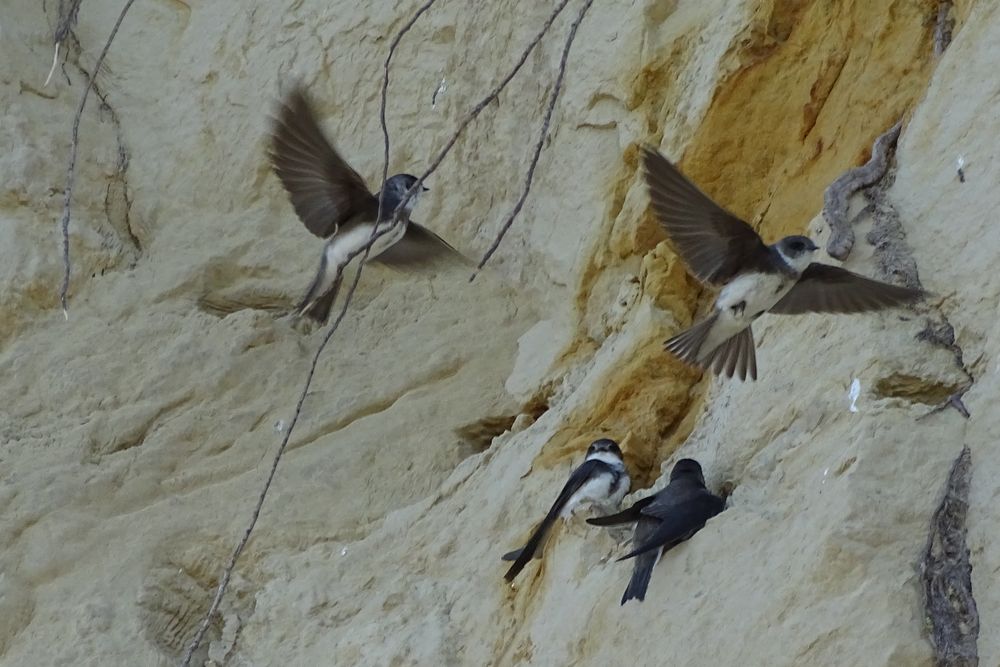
left=642, top=146, right=924, bottom=380
left=269, top=87, right=467, bottom=323
left=588, top=458, right=724, bottom=604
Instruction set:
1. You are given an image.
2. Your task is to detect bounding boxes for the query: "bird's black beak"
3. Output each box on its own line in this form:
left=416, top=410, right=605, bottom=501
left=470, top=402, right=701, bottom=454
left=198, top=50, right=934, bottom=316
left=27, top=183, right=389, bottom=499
left=422, top=185, right=430, bottom=192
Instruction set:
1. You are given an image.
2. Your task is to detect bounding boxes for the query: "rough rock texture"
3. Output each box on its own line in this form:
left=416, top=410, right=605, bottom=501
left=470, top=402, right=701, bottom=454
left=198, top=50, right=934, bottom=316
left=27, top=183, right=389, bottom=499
left=0, top=0, right=995, bottom=665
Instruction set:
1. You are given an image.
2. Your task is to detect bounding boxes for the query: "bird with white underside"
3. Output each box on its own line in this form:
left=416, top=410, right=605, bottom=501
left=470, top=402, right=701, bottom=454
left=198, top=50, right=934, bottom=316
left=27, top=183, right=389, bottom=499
left=641, top=146, right=924, bottom=381
left=268, top=86, right=468, bottom=325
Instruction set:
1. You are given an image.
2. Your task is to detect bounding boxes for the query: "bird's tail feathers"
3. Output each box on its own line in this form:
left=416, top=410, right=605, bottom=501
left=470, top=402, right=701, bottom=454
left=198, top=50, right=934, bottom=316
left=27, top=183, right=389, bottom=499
left=620, top=552, right=658, bottom=605
left=667, top=315, right=758, bottom=381
left=665, top=312, right=719, bottom=365
left=503, top=521, right=552, bottom=582
left=702, top=325, right=757, bottom=381
left=296, top=271, right=343, bottom=324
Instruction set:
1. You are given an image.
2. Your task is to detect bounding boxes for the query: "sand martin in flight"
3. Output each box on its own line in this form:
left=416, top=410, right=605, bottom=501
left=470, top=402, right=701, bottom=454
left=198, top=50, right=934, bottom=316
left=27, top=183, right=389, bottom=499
left=502, top=439, right=630, bottom=583
left=589, top=458, right=724, bottom=604
left=269, top=87, right=466, bottom=324
left=642, top=147, right=924, bottom=380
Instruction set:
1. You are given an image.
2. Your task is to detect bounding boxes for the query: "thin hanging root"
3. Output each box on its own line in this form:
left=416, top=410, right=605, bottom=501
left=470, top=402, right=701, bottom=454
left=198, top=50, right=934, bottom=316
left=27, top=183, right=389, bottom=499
left=58, top=0, right=139, bottom=317
left=472, top=0, right=595, bottom=281
left=180, top=1, right=586, bottom=663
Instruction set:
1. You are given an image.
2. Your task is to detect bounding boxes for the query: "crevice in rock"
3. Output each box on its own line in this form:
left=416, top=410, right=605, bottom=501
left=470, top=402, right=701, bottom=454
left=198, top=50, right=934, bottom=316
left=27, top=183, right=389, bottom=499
left=916, top=320, right=974, bottom=383
left=196, top=292, right=295, bottom=318
left=454, top=397, right=548, bottom=459
left=845, top=146, right=975, bottom=419
left=193, top=257, right=306, bottom=318
left=716, top=479, right=737, bottom=503
left=834, top=455, right=858, bottom=477
left=920, top=445, right=978, bottom=666
left=871, top=373, right=964, bottom=406
left=863, top=177, right=922, bottom=291
left=860, top=177, right=976, bottom=418
left=934, top=1, right=955, bottom=56
left=104, top=178, right=139, bottom=257
left=914, top=319, right=975, bottom=420
left=454, top=415, right=519, bottom=456
left=87, top=395, right=193, bottom=460
left=799, top=52, right=848, bottom=141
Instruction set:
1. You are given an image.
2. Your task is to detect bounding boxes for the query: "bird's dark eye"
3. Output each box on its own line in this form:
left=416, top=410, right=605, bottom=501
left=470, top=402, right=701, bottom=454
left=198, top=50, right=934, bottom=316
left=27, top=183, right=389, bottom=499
left=790, top=241, right=803, bottom=252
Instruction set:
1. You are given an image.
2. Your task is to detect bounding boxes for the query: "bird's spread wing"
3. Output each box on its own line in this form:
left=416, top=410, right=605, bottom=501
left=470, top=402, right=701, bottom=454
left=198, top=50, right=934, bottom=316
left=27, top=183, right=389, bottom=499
left=586, top=495, right=657, bottom=527
left=769, top=263, right=924, bottom=315
left=374, top=222, right=472, bottom=270
left=642, top=146, right=773, bottom=285
left=618, top=493, right=724, bottom=561
left=269, top=87, right=378, bottom=238
left=503, top=459, right=615, bottom=581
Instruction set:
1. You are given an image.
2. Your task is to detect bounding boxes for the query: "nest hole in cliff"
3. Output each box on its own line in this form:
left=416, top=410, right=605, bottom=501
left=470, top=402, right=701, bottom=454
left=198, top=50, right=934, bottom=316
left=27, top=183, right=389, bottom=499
left=453, top=396, right=549, bottom=459
left=716, top=479, right=737, bottom=502
left=871, top=372, right=964, bottom=406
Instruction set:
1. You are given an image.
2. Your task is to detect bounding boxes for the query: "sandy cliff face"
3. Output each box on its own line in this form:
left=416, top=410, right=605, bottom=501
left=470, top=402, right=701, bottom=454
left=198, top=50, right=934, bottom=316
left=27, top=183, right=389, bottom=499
left=0, top=0, right=993, bottom=665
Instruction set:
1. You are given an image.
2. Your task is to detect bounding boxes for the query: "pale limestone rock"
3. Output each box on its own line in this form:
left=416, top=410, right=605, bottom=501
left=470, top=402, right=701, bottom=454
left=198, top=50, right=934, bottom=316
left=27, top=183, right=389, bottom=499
left=504, top=318, right=573, bottom=403
left=0, top=0, right=995, bottom=665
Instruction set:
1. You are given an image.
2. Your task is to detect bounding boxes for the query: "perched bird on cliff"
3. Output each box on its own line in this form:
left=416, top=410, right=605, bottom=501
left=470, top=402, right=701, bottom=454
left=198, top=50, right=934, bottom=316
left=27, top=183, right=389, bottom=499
left=502, top=439, right=630, bottom=583
left=642, top=146, right=924, bottom=381
left=588, top=458, right=724, bottom=605
left=269, top=86, right=467, bottom=324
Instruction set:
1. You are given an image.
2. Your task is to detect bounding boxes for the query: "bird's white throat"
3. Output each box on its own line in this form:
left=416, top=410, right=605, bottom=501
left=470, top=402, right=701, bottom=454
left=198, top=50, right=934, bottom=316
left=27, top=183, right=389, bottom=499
left=405, top=188, right=422, bottom=212
left=586, top=451, right=625, bottom=469
left=775, top=246, right=816, bottom=273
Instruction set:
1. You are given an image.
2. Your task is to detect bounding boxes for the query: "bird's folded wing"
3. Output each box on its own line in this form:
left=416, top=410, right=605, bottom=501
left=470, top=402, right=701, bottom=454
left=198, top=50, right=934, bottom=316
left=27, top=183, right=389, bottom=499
left=642, top=146, right=773, bottom=285
left=639, top=489, right=724, bottom=521
left=769, top=263, right=924, bottom=315
left=502, top=459, right=615, bottom=580
left=269, top=86, right=378, bottom=238
left=374, top=222, right=472, bottom=270
left=617, top=494, right=724, bottom=561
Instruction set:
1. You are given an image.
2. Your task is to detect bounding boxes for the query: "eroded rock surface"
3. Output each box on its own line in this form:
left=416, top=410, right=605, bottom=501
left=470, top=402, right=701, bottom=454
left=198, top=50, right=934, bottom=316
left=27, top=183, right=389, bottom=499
left=0, top=0, right=995, bottom=665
